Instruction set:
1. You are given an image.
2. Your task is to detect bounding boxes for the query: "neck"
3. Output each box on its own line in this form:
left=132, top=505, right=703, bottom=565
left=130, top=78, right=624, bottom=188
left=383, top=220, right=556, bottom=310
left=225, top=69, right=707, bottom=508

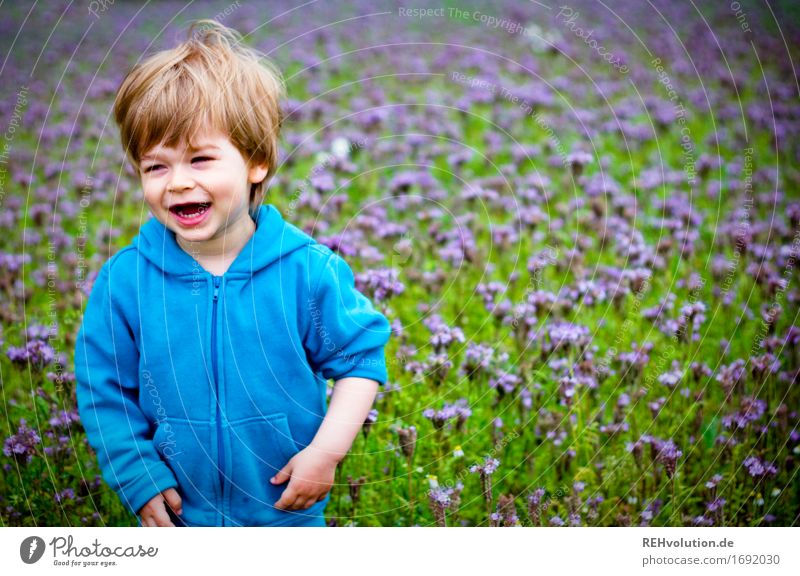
left=176, top=216, right=256, bottom=264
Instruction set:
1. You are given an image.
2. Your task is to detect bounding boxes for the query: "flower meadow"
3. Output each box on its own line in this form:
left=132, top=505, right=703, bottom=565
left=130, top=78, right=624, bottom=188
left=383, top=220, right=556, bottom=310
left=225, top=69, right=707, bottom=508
left=1, top=0, right=799, bottom=527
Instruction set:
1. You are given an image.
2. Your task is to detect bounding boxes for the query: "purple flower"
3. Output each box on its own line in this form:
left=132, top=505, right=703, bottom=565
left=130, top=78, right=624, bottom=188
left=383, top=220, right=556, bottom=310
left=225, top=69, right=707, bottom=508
left=706, top=498, right=726, bottom=513
left=310, top=171, right=336, bottom=193
left=599, top=421, right=629, bottom=435
left=354, top=268, right=405, bottom=302
left=47, top=371, right=76, bottom=390
left=558, top=376, right=578, bottom=407
left=470, top=456, right=500, bottom=519
left=743, top=456, right=778, bottom=479
left=7, top=339, right=56, bottom=370
left=492, top=494, right=520, bottom=527
left=750, top=353, right=780, bottom=382
left=452, top=398, right=472, bottom=429
left=49, top=409, right=80, bottom=429
left=782, top=325, right=800, bottom=349
left=692, top=515, right=714, bottom=526
left=640, top=499, right=663, bottom=526
left=470, top=456, right=500, bottom=476
left=25, top=324, right=57, bottom=341
left=586, top=495, right=604, bottom=522
left=422, top=352, right=453, bottom=386
left=3, top=419, right=41, bottom=464
left=55, top=488, right=76, bottom=503
left=422, top=401, right=463, bottom=430
left=721, top=397, right=767, bottom=430
left=362, top=408, right=378, bottom=439
left=690, top=361, right=712, bottom=382
left=527, top=488, right=546, bottom=526
left=0, top=252, right=32, bottom=274
left=657, top=363, right=684, bottom=388
left=654, top=439, right=682, bottom=478
left=566, top=150, right=593, bottom=176
left=519, top=387, right=533, bottom=410
left=488, top=369, right=521, bottom=396
left=546, top=322, right=591, bottom=353
left=428, top=486, right=452, bottom=526
left=461, top=342, right=498, bottom=377
left=424, top=314, right=466, bottom=353
left=549, top=516, right=565, bottom=527
left=716, top=359, right=746, bottom=396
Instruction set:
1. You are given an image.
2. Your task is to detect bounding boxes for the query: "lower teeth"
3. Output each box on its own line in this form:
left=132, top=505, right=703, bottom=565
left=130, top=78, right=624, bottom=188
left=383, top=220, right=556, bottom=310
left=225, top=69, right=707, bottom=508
left=180, top=206, right=207, bottom=218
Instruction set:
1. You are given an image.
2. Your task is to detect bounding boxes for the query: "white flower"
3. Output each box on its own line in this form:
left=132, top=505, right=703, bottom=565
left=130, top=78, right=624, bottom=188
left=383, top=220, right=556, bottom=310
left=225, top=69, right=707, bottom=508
left=331, top=137, right=351, bottom=159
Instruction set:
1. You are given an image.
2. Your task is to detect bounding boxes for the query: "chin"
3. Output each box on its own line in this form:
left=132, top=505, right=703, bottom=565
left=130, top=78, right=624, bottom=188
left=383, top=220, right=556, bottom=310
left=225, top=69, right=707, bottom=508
left=177, top=231, right=214, bottom=244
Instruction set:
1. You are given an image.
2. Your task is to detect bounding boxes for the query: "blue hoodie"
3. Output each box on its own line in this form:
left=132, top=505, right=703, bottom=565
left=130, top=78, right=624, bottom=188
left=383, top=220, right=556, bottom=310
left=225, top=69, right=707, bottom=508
left=75, top=204, right=391, bottom=526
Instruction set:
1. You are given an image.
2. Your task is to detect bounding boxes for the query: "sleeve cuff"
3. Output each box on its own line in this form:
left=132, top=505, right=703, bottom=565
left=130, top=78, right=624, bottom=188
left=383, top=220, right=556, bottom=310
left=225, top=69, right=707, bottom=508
left=326, top=350, right=389, bottom=385
left=118, top=463, right=179, bottom=516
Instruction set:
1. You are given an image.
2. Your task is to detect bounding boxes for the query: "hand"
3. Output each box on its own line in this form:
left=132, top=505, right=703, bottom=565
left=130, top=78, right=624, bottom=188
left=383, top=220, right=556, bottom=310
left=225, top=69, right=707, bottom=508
left=271, top=446, right=339, bottom=511
left=138, top=488, right=182, bottom=527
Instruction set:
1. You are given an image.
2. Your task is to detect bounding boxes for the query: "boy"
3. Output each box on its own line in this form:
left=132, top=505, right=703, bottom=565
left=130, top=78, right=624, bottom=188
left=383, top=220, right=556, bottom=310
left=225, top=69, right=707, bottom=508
left=74, top=20, right=390, bottom=527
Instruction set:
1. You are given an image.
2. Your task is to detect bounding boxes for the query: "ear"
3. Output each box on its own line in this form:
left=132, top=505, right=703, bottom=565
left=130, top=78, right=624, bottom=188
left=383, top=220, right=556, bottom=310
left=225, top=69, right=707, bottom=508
left=248, top=162, right=269, bottom=184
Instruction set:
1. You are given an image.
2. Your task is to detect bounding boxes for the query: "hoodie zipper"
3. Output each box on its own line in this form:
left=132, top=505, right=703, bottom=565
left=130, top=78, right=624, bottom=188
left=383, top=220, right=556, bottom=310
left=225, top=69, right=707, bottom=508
left=211, top=275, right=225, bottom=525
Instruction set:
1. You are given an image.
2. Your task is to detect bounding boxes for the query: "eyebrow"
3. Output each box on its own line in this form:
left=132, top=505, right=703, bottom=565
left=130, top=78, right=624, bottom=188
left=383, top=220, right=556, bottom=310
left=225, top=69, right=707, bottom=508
left=141, top=144, right=221, bottom=160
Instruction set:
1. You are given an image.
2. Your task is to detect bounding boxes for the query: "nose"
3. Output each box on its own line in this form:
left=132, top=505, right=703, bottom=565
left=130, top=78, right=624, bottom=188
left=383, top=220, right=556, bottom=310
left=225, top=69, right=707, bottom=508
left=166, top=163, right=195, bottom=195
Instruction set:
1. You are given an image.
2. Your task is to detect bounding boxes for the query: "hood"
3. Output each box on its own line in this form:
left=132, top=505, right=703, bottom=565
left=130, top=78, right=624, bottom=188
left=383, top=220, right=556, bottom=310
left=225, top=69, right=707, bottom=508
left=133, top=204, right=314, bottom=275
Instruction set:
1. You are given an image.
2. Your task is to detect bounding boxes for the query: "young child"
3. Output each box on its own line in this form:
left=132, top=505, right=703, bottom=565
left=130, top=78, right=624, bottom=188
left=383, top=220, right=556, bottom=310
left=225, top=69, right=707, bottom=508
left=74, top=20, right=391, bottom=527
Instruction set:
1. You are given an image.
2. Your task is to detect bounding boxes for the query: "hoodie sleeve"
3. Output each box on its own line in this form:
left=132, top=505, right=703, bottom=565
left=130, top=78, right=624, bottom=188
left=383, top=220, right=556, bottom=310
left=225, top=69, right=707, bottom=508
left=75, top=261, right=178, bottom=517
left=304, top=251, right=391, bottom=385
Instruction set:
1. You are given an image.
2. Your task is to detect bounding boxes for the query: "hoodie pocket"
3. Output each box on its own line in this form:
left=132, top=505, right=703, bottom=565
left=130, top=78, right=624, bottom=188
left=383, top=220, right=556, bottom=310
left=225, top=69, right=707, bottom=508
left=228, top=413, right=301, bottom=514
left=152, top=420, right=217, bottom=525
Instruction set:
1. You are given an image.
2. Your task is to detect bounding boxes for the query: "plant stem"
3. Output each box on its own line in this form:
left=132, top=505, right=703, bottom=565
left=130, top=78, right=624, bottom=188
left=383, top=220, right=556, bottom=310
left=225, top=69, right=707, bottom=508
left=407, top=455, right=415, bottom=526
left=335, top=463, right=342, bottom=521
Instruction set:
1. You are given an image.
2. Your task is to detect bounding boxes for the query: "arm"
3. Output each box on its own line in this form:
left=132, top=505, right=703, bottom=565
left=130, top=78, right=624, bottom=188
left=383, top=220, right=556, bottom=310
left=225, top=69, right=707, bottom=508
left=302, top=250, right=392, bottom=385
left=75, top=262, right=179, bottom=525
left=272, top=250, right=391, bottom=510
left=272, top=376, right=378, bottom=510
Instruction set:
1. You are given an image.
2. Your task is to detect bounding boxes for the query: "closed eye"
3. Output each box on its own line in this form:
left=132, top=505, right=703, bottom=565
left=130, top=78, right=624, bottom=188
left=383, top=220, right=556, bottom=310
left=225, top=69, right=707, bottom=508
left=142, top=157, right=212, bottom=173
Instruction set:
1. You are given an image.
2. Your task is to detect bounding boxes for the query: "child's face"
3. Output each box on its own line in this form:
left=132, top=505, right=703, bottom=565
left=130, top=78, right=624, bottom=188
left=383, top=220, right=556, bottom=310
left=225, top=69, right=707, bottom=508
left=139, top=128, right=268, bottom=248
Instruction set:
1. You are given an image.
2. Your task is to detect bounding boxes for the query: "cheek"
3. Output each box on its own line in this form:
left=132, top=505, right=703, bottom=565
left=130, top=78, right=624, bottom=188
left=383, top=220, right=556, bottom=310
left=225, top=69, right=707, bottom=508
left=142, top=187, right=164, bottom=209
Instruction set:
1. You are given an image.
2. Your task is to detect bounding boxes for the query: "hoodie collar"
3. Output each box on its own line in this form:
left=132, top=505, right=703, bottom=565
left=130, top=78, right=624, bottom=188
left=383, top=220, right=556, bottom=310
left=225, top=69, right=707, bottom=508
left=134, top=204, right=314, bottom=276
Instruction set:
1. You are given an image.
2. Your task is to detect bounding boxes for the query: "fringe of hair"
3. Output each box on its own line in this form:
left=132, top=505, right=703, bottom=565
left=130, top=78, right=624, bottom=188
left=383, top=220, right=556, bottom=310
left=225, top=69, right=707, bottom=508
left=113, top=19, right=286, bottom=212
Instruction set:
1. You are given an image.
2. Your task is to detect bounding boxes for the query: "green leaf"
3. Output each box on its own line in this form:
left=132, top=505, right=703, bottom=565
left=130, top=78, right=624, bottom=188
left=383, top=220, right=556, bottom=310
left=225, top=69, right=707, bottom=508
left=702, top=417, right=719, bottom=450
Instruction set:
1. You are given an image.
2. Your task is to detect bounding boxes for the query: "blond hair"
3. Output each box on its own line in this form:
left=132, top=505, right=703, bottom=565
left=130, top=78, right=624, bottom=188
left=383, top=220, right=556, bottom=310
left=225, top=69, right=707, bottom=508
left=113, top=19, right=285, bottom=214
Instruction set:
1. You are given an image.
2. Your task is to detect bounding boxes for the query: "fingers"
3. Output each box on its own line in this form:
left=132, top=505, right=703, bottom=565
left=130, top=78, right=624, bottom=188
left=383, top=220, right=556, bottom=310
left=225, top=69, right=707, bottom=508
left=295, top=494, right=326, bottom=510
left=141, top=499, right=176, bottom=527
left=270, top=462, right=292, bottom=485
left=138, top=489, right=182, bottom=527
left=274, top=487, right=299, bottom=510
left=141, top=512, right=175, bottom=527
left=162, top=488, right=183, bottom=516
left=275, top=485, right=328, bottom=510
left=153, top=510, right=176, bottom=527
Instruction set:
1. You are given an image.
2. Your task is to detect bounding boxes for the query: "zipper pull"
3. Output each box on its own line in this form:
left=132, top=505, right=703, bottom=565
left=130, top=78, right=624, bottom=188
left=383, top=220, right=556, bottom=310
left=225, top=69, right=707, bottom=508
left=213, top=276, right=221, bottom=301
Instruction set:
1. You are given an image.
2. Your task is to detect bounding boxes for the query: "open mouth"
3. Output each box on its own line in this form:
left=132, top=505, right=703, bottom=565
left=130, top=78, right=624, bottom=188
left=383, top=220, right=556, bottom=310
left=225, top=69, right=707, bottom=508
left=169, top=202, right=211, bottom=224
left=169, top=202, right=211, bottom=218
